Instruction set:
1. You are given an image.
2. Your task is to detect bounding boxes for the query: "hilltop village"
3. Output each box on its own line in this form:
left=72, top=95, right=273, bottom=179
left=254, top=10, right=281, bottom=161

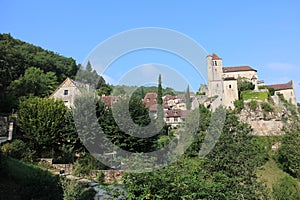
left=51, top=53, right=298, bottom=128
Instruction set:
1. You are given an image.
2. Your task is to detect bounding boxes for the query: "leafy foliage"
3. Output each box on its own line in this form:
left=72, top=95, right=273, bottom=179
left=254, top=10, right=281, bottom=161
left=17, top=97, right=81, bottom=158
left=123, top=109, right=269, bottom=199
left=237, top=78, right=255, bottom=98
left=0, top=33, right=78, bottom=112
left=157, top=74, right=163, bottom=105
left=0, top=139, right=27, bottom=159
left=249, top=100, right=258, bottom=110
left=76, top=61, right=106, bottom=89
left=261, top=102, right=273, bottom=112
left=61, top=178, right=96, bottom=200
left=277, top=125, right=300, bottom=178
left=185, top=85, right=191, bottom=110
left=234, top=99, right=244, bottom=112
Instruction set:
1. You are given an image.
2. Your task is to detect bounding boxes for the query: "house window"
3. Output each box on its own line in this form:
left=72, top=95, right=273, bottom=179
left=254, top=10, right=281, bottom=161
left=64, top=90, right=68, bottom=95
left=147, top=98, right=150, bottom=102
left=229, top=85, right=232, bottom=89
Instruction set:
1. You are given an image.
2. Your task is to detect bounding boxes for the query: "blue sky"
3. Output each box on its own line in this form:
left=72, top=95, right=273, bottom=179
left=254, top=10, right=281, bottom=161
left=1, top=0, right=299, bottom=101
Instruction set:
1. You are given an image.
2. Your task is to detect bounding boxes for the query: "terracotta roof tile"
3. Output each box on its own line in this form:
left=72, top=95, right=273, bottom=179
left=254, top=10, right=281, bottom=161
left=211, top=53, right=222, bottom=60
left=143, top=92, right=157, bottom=108
left=102, top=96, right=120, bottom=106
left=266, top=81, right=293, bottom=91
left=223, top=66, right=257, bottom=73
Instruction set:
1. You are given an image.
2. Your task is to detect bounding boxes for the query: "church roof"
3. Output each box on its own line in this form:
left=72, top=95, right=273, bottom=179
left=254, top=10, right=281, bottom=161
left=223, top=66, right=257, bottom=73
left=266, top=81, right=293, bottom=91
left=211, top=53, right=222, bottom=60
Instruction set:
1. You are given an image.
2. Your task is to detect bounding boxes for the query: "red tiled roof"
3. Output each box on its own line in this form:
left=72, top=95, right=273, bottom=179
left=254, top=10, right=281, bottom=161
left=143, top=92, right=157, bottom=108
left=102, top=96, right=120, bottom=106
left=266, top=81, right=293, bottom=91
left=223, top=66, right=257, bottom=73
left=211, top=53, right=222, bottom=60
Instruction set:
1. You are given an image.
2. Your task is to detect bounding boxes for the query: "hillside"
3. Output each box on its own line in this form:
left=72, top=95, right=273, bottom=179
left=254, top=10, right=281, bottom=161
left=0, top=33, right=78, bottom=112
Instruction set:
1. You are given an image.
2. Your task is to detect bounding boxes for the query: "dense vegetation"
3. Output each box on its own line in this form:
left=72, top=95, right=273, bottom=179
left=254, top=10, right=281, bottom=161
left=1, top=34, right=299, bottom=200
left=0, top=33, right=78, bottom=112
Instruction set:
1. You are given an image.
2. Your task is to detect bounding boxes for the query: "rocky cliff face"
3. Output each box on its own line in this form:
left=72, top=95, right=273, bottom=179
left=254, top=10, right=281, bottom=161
left=238, top=100, right=293, bottom=136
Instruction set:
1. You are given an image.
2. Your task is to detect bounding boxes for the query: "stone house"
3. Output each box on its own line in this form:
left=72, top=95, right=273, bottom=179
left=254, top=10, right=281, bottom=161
left=266, top=81, right=297, bottom=105
left=50, top=77, right=90, bottom=108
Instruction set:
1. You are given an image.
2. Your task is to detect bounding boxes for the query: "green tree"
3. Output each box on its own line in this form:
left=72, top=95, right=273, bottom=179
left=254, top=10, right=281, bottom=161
left=185, top=85, right=191, bottom=110
left=237, top=77, right=255, bottom=98
left=18, top=97, right=69, bottom=157
left=76, top=61, right=106, bottom=89
left=157, top=74, right=163, bottom=105
left=8, top=67, right=58, bottom=98
left=0, top=33, right=78, bottom=113
left=277, top=125, right=300, bottom=178
left=123, top=110, right=269, bottom=199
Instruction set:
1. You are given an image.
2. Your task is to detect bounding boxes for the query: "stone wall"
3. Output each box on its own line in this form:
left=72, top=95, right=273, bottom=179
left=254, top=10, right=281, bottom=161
left=238, top=101, right=290, bottom=136
left=248, top=120, right=284, bottom=136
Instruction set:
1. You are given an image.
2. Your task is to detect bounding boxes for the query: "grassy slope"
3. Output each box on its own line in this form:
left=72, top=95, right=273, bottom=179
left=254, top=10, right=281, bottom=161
left=0, top=156, right=62, bottom=200
left=257, top=159, right=300, bottom=193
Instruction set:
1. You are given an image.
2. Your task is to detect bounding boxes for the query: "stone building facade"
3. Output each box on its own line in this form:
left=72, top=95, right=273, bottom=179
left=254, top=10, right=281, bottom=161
left=50, top=77, right=89, bottom=108
left=206, top=53, right=297, bottom=109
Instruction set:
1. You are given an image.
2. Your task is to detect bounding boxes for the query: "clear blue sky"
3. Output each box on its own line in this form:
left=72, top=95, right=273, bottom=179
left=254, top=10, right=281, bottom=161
left=1, top=0, right=299, bottom=101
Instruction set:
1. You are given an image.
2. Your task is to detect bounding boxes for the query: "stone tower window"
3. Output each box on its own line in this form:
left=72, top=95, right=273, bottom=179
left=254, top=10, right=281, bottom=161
left=229, top=85, right=232, bottom=88
left=64, top=90, right=68, bottom=95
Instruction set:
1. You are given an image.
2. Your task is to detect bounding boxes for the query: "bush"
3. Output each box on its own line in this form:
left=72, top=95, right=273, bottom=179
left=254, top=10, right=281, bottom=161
left=277, top=129, right=300, bottom=178
left=234, top=100, right=244, bottom=112
left=1, top=140, right=27, bottom=159
left=61, top=179, right=96, bottom=200
left=248, top=100, right=258, bottom=111
left=258, top=85, right=266, bottom=89
left=272, top=176, right=300, bottom=200
left=268, top=88, right=275, bottom=96
left=73, top=153, right=106, bottom=177
left=262, top=102, right=273, bottom=112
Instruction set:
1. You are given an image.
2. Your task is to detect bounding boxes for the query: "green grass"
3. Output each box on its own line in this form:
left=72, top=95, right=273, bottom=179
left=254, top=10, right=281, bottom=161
left=0, top=156, right=62, bottom=200
left=241, top=90, right=268, bottom=101
left=257, top=159, right=300, bottom=192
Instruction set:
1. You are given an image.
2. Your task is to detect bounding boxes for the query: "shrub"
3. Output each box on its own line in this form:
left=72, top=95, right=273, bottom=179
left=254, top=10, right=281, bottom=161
left=234, top=100, right=244, bottom=112
left=248, top=100, right=258, bottom=111
left=61, top=179, right=96, bottom=200
left=261, top=102, right=273, bottom=112
left=1, top=140, right=27, bottom=159
left=277, top=129, right=300, bottom=178
left=268, top=88, right=275, bottom=96
left=258, top=85, right=266, bottom=89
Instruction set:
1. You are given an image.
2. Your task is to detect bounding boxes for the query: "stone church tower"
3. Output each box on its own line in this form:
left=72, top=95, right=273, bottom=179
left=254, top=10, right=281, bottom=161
left=207, top=53, right=224, bottom=99
left=206, top=53, right=239, bottom=109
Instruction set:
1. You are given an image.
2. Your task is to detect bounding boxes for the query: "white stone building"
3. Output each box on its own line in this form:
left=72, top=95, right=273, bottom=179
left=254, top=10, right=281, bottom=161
left=205, top=53, right=297, bottom=109
left=50, top=77, right=90, bottom=108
